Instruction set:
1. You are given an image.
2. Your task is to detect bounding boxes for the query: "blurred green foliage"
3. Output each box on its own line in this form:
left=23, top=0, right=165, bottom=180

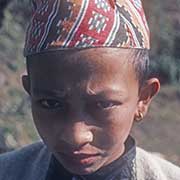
left=0, top=0, right=38, bottom=152
left=144, top=0, right=180, bottom=84
left=150, top=55, right=180, bottom=84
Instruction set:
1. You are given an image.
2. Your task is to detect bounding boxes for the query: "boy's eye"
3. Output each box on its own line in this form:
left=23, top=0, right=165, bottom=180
left=38, top=99, right=64, bottom=109
left=96, top=101, right=118, bottom=109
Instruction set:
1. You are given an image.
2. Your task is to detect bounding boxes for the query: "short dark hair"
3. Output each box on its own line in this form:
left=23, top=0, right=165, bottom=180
left=131, top=49, right=150, bottom=89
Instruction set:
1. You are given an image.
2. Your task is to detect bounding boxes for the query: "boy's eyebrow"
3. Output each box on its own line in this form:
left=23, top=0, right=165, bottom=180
left=86, top=85, right=126, bottom=96
left=87, top=89, right=122, bottom=95
left=87, top=90, right=126, bottom=98
left=32, top=88, right=67, bottom=98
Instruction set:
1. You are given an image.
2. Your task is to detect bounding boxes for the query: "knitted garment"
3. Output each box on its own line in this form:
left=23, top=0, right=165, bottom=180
left=24, top=0, right=150, bottom=57
left=0, top=141, right=180, bottom=180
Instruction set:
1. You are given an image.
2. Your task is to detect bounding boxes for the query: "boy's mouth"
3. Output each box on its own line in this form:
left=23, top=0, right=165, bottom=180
left=57, top=152, right=102, bottom=166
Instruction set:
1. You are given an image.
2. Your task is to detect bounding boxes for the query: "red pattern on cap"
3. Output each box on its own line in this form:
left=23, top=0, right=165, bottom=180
left=24, top=0, right=150, bottom=57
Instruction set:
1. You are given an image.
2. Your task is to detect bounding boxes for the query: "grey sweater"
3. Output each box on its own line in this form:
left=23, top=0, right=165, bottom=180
left=0, top=142, right=180, bottom=180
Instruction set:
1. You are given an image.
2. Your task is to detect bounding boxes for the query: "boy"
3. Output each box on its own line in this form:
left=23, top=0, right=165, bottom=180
left=0, top=0, right=180, bottom=179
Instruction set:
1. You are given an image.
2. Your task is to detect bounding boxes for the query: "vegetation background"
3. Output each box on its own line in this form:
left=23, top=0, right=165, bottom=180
left=0, top=0, right=180, bottom=165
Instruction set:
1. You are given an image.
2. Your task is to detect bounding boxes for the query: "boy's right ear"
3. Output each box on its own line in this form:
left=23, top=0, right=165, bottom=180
left=22, top=75, right=31, bottom=95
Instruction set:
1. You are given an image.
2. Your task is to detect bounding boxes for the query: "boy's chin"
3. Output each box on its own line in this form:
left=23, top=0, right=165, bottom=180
left=56, top=154, right=106, bottom=175
left=64, top=165, right=100, bottom=175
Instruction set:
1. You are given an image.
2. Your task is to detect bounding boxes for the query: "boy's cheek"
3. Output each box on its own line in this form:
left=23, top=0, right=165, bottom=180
left=31, top=105, right=58, bottom=138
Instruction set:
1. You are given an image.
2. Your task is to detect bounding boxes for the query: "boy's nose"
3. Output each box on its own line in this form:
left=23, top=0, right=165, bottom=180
left=61, top=121, right=93, bottom=148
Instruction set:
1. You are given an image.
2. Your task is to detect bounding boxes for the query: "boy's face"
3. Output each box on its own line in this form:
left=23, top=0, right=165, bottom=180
left=23, top=48, right=158, bottom=175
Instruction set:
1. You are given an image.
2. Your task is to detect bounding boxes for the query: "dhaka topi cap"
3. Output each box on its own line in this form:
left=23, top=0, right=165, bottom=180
left=24, top=0, right=150, bottom=57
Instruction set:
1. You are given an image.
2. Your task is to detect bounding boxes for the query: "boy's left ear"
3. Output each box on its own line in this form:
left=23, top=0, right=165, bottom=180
left=22, top=75, right=31, bottom=95
left=135, top=78, right=160, bottom=121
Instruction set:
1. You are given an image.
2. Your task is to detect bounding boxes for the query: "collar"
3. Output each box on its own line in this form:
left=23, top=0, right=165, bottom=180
left=45, top=136, right=136, bottom=180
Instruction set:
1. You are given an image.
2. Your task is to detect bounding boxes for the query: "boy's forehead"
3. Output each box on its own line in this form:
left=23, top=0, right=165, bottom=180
left=28, top=49, right=137, bottom=95
left=24, top=0, right=149, bottom=57
left=28, top=48, right=134, bottom=67
left=27, top=48, right=136, bottom=88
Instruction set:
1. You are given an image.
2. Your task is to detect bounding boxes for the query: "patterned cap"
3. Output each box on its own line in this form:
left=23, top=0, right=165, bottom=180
left=24, top=0, right=150, bottom=57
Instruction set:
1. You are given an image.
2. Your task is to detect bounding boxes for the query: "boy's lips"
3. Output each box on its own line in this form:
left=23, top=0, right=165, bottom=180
left=57, top=152, right=102, bottom=166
